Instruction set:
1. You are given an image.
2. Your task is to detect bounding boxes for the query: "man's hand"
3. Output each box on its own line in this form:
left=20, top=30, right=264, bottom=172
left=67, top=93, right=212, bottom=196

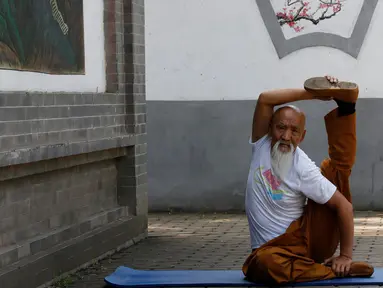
left=313, top=75, right=339, bottom=101
left=324, top=255, right=352, bottom=277
left=325, top=74, right=339, bottom=85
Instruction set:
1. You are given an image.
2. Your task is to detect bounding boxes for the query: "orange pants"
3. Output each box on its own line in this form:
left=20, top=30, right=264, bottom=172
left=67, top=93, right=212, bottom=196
left=242, top=108, right=356, bottom=284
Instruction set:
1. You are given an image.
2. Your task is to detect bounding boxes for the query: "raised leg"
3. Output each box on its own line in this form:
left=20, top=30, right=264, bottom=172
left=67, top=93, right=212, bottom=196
left=307, top=99, right=357, bottom=263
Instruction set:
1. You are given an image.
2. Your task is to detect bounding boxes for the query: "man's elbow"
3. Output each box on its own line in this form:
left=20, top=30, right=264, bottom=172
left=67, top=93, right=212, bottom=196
left=258, top=93, right=266, bottom=104
left=326, top=190, right=353, bottom=215
left=340, top=199, right=353, bottom=217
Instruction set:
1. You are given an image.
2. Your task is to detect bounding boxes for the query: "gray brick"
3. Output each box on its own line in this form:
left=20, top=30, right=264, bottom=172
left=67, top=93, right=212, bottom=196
left=1, top=231, right=15, bottom=246
left=134, top=143, right=147, bottom=154
left=80, top=94, right=94, bottom=105
left=45, top=118, right=71, bottom=132
left=30, top=206, right=51, bottom=223
left=0, top=123, right=6, bottom=135
left=57, top=226, right=79, bottom=243
left=0, top=217, right=15, bottom=233
left=17, top=244, right=31, bottom=259
left=60, top=211, right=76, bottom=226
left=0, top=249, right=18, bottom=268
left=25, top=107, right=39, bottom=120
left=5, top=121, right=31, bottom=135
left=136, top=133, right=147, bottom=144
left=49, top=214, right=61, bottom=229
left=4, top=93, right=23, bottom=106
left=117, top=153, right=142, bottom=169
left=0, top=108, right=26, bottom=121
left=47, top=131, right=61, bottom=143
left=14, top=134, right=33, bottom=147
left=42, top=94, right=55, bottom=106
left=30, top=120, right=44, bottom=133
left=0, top=136, right=14, bottom=149
left=0, top=94, right=6, bottom=106
left=38, top=106, right=69, bottom=119
left=132, top=13, right=145, bottom=25
left=119, top=173, right=147, bottom=186
left=121, top=163, right=147, bottom=177
left=88, top=127, right=106, bottom=139
left=79, top=220, right=91, bottom=234
left=30, top=239, right=42, bottom=255
left=90, top=213, right=108, bottom=229
left=133, top=103, right=146, bottom=113
left=135, top=187, right=148, bottom=216
left=0, top=191, right=5, bottom=206
left=15, top=214, right=30, bottom=228
left=54, top=94, right=75, bottom=106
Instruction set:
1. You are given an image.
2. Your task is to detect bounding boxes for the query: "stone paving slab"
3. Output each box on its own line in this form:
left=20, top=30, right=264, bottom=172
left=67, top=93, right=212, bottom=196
left=49, top=211, right=383, bottom=288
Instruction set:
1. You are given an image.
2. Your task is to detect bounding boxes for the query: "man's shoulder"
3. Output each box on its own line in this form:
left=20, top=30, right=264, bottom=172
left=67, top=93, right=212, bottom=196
left=250, top=134, right=271, bottom=153
left=293, top=147, right=318, bottom=174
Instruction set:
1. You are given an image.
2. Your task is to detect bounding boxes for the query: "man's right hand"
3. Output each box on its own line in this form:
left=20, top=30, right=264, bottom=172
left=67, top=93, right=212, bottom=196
left=325, top=75, right=339, bottom=85
left=324, top=254, right=352, bottom=277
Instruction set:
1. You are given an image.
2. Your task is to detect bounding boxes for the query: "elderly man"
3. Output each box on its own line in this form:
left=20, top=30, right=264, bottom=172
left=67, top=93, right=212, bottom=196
left=242, top=75, right=374, bottom=285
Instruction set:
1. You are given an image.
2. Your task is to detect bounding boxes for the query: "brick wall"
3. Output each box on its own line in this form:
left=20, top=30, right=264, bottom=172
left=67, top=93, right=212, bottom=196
left=117, top=0, right=148, bottom=216
left=0, top=148, right=129, bottom=269
left=0, top=0, right=148, bottom=284
left=0, top=92, right=128, bottom=155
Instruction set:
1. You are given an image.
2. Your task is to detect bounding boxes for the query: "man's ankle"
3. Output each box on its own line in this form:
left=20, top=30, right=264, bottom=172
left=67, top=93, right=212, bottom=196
left=335, top=99, right=356, bottom=117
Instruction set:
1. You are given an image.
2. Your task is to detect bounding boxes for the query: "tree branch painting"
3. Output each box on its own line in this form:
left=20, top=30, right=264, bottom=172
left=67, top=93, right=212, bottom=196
left=275, top=0, right=346, bottom=33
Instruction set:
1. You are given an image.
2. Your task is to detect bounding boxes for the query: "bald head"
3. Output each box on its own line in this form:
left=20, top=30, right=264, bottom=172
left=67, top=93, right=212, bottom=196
left=272, top=105, right=306, bottom=130
left=269, top=105, right=307, bottom=153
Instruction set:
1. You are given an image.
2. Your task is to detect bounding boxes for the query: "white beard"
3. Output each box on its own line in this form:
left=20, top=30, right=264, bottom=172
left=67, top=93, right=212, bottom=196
left=271, top=140, right=294, bottom=181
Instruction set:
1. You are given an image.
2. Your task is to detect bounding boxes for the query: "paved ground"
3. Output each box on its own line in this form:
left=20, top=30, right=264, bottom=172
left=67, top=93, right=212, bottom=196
left=51, top=211, right=383, bottom=287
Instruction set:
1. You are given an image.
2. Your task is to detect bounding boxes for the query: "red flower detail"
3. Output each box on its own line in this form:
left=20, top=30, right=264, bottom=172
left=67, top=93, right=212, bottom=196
left=262, top=169, right=281, bottom=190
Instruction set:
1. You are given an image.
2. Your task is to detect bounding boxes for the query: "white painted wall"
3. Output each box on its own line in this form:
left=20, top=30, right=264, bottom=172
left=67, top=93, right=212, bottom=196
left=0, top=0, right=105, bottom=93
left=145, top=0, right=382, bottom=101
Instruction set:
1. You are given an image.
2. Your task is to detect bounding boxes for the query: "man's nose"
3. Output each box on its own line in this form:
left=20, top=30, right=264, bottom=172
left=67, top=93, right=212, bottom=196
left=282, top=130, right=292, bottom=141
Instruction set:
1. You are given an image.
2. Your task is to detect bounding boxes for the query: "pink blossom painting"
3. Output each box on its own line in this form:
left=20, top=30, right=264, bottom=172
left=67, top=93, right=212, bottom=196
left=270, top=0, right=363, bottom=40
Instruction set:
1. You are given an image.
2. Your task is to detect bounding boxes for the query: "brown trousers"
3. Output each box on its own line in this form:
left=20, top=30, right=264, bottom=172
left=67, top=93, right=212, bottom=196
left=242, top=108, right=356, bottom=284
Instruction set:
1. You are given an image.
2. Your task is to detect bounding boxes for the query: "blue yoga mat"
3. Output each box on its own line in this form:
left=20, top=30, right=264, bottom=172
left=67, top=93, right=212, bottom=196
left=105, top=266, right=383, bottom=287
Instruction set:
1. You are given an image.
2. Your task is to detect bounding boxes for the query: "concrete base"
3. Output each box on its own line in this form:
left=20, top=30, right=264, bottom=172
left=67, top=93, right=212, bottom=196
left=0, top=215, right=147, bottom=288
left=147, top=99, right=383, bottom=212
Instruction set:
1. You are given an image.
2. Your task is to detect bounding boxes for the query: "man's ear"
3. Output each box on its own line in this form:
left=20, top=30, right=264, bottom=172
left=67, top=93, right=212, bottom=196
left=300, top=129, right=307, bottom=143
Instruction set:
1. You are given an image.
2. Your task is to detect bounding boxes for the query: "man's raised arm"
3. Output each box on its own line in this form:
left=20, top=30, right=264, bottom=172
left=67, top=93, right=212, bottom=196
left=251, top=89, right=314, bottom=142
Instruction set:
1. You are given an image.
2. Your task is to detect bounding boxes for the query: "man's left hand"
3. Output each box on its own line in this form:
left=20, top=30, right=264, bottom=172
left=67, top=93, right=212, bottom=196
left=323, top=255, right=352, bottom=277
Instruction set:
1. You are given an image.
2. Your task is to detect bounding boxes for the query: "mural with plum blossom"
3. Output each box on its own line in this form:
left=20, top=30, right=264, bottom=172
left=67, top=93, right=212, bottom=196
left=270, top=0, right=364, bottom=39
left=256, top=0, right=378, bottom=59
left=276, top=0, right=344, bottom=33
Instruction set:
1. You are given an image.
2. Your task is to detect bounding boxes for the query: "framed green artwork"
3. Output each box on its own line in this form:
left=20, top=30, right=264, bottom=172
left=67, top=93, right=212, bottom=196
left=0, top=0, right=84, bottom=74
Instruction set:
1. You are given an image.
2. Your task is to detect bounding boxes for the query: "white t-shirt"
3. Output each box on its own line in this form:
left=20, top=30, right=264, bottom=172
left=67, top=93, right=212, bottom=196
left=245, top=134, right=337, bottom=250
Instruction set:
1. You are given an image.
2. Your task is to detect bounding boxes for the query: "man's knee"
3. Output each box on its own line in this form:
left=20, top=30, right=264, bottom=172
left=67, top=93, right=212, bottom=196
left=255, top=248, right=277, bottom=268
left=248, top=248, right=291, bottom=284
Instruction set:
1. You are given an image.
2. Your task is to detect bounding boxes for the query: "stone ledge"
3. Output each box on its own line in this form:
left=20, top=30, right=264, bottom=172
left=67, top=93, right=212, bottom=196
left=0, top=214, right=148, bottom=288
left=0, top=134, right=136, bottom=168
left=0, top=91, right=124, bottom=107
left=0, top=147, right=128, bottom=182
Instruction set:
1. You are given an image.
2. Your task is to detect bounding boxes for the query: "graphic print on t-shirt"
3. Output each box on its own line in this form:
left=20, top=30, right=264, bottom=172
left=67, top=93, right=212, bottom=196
left=254, top=166, right=287, bottom=200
